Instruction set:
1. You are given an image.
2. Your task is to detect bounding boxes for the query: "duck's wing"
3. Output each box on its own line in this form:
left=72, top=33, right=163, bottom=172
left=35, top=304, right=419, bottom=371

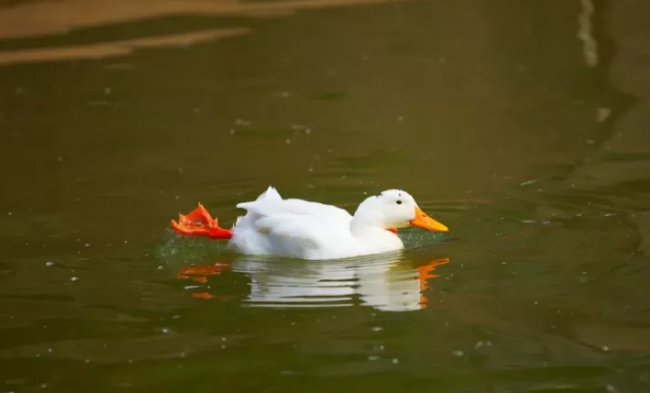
left=238, top=199, right=350, bottom=221
left=249, top=211, right=357, bottom=259
left=254, top=213, right=325, bottom=252
left=255, top=186, right=282, bottom=202
left=236, top=187, right=352, bottom=225
left=231, top=188, right=354, bottom=258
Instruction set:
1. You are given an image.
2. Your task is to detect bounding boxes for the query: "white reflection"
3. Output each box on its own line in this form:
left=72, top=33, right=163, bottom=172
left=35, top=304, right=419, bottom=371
left=578, top=0, right=599, bottom=67
left=176, top=254, right=449, bottom=312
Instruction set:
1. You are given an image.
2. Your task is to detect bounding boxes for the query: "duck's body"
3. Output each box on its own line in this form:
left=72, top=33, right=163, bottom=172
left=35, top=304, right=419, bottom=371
left=229, top=187, right=404, bottom=259
left=172, top=187, right=447, bottom=260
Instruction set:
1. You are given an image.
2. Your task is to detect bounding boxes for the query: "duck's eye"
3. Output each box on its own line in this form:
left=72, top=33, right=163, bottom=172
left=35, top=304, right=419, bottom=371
left=396, top=200, right=402, bottom=205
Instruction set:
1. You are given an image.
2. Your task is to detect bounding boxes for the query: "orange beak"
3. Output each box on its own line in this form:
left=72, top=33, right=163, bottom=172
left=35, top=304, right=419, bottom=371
left=410, top=207, right=448, bottom=232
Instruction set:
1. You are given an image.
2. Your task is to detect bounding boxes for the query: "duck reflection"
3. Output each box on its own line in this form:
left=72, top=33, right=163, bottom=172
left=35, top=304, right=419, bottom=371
left=175, top=254, right=449, bottom=312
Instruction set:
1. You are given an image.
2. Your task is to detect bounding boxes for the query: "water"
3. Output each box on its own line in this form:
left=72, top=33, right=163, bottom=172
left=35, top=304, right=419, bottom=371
left=1, top=0, right=650, bottom=391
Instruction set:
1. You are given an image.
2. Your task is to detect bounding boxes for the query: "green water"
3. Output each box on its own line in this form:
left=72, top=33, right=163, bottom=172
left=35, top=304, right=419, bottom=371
left=1, top=0, right=650, bottom=392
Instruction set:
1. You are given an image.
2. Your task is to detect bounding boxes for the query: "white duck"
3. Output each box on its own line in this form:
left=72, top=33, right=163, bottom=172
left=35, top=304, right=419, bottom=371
left=171, top=187, right=448, bottom=260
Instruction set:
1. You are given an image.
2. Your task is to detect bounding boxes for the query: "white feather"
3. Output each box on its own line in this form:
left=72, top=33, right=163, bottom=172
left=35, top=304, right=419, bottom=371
left=225, top=186, right=436, bottom=260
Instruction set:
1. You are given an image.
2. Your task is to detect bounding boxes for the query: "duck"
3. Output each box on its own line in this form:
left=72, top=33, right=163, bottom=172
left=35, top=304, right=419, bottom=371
left=171, top=186, right=448, bottom=260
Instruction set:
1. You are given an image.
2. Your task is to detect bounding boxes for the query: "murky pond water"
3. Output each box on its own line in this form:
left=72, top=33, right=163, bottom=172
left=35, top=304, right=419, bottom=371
left=2, top=0, right=650, bottom=392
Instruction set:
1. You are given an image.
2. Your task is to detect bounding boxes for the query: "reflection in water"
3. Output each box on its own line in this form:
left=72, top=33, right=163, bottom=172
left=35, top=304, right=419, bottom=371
left=0, top=0, right=411, bottom=66
left=0, top=0, right=407, bottom=40
left=0, top=28, right=251, bottom=66
left=176, top=255, right=449, bottom=312
left=577, top=0, right=598, bottom=67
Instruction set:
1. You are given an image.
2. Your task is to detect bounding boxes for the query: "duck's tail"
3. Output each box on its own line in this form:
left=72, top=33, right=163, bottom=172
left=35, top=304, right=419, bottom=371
left=171, top=203, right=233, bottom=240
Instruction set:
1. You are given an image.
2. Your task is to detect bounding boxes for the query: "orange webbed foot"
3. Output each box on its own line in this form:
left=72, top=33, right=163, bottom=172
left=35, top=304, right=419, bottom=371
left=179, top=203, right=213, bottom=226
left=171, top=203, right=233, bottom=240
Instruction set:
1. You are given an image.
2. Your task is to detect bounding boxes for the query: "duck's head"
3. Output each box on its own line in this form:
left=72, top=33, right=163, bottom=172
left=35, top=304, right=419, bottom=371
left=352, top=190, right=448, bottom=232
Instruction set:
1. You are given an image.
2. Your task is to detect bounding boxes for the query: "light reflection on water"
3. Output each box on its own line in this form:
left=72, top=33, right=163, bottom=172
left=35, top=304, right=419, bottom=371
left=175, top=253, right=449, bottom=312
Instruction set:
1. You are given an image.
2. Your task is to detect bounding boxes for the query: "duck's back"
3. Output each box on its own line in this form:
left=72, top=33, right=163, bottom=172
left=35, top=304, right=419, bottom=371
left=228, top=187, right=357, bottom=259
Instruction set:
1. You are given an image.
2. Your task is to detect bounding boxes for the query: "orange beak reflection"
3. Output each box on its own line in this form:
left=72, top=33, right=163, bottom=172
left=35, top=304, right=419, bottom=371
left=410, top=207, right=448, bottom=232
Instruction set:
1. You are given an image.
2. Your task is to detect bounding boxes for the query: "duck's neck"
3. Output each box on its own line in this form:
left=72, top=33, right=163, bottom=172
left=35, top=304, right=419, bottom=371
left=350, top=205, right=404, bottom=253
left=350, top=217, right=382, bottom=234
left=350, top=198, right=385, bottom=234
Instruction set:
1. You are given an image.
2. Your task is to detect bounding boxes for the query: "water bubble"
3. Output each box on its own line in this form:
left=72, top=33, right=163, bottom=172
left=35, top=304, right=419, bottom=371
left=367, top=355, right=381, bottom=361
left=602, top=345, right=610, bottom=352
left=45, top=261, right=54, bottom=267
left=371, top=327, right=383, bottom=332
left=162, top=328, right=169, bottom=334
left=606, top=385, right=618, bottom=393
left=392, top=358, right=399, bottom=364
left=70, top=277, right=78, bottom=282
left=7, top=212, right=12, bottom=216
left=451, top=350, right=464, bottom=357
left=285, top=139, right=291, bottom=144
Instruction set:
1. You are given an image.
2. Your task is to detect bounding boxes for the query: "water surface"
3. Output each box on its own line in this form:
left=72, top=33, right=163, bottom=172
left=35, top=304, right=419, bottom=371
left=1, top=0, right=650, bottom=392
